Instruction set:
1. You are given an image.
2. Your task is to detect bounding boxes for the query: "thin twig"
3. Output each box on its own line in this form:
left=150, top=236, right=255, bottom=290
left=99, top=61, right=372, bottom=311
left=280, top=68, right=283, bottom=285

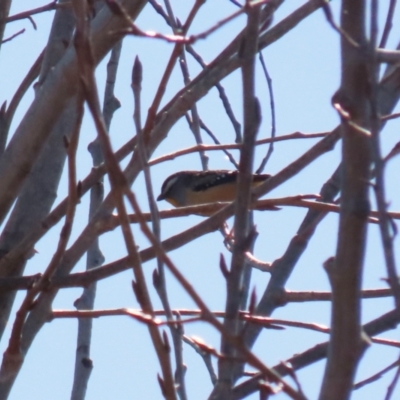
left=71, top=39, right=121, bottom=400
left=354, top=358, right=400, bottom=390
left=215, top=3, right=263, bottom=395
left=1, top=28, right=25, bottom=43
left=179, top=48, right=208, bottom=170
left=149, top=131, right=328, bottom=166
left=120, top=0, right=270, bottom=45
left=0, top=86, right=82, bottom=382
left=0, top=49, right=45, bottom=157
left=385, top=358, right=400, bottom=400
left=122, top=189, right=304, bottom=399
left=234, top=308, right=400, bottom=398
left=50, top=308, right=400, bottom=350
left=198, top=119, right=239, bottom=169
left=379, top=0, right=397, bottom=48
left=321, top=1, right=359, bottom=48
left=381, top=111, right=400, bottom=121
left=185, top=43, right=242, bottom=143
left=72, top=0, right=177, bottom=397
left=183, top=335, right=218, bottom=385
left=6, top=1, right=58, bottom=23
left=133, top=53, right=188, bottom=400
left=369, top=0, right=400, bottom=311
left=256, top=51, right=275, bottom=174
left=148, top=0, right=170, bottom=23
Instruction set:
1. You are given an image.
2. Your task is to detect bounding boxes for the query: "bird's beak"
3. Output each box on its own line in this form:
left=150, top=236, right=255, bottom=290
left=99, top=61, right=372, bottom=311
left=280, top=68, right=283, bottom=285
left=157, top=193, right=165, bottom=201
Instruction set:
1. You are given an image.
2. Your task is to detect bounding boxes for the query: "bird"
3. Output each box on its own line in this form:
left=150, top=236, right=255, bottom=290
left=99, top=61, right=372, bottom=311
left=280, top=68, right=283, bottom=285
left=157, top=170, right=271, bottom=208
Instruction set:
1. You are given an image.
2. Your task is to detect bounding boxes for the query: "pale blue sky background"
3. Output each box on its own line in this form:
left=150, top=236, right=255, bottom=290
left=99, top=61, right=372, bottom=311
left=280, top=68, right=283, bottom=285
left=2, top=1, right=400, bottom=399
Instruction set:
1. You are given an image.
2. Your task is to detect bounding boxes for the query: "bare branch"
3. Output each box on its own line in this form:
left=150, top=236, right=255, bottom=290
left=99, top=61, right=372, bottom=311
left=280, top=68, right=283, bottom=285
left=6, top=2, right=58, bottom=24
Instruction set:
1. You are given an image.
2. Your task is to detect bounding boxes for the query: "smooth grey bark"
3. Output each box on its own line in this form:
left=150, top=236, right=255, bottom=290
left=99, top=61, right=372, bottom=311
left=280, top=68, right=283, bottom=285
left=0, top=0, right=146, bottom=227
left=0, top=1, right=147, bottom=398
left=0, top=2, right=76, bottom=340
left=70, top=39, right=121, bottom=400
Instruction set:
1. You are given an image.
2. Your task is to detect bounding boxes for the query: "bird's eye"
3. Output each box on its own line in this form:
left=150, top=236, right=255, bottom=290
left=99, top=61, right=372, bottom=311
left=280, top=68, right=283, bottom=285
left=163, top=176, right=179, bottom=193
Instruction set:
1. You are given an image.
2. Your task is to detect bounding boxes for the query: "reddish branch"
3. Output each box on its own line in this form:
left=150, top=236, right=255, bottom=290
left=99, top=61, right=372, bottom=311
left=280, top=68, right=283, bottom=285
left=6, top=2, right=58, bottom=24
left=320, top=1, right=371, bottom=399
